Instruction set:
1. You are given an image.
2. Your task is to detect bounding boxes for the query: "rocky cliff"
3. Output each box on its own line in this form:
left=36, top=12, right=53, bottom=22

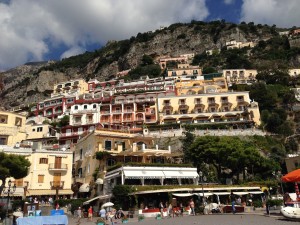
left=0, top=21, right=292, bottom=109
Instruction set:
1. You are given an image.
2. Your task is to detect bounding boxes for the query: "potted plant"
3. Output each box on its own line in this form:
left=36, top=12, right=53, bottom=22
left=122, top=215, right=128, bottom=223
left=138, top=214, right=145, bottom=221
left=96, top=217, right=106, bottom=225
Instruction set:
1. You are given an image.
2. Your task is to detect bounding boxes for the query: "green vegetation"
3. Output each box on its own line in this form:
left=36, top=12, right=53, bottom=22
left=0, top=152, right=31, bottom=196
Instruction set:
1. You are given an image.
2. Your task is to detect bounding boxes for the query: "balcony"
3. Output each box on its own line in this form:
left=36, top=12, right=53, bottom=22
left=50, top=181, right=64, bottom=190
left=123, top=117, right=133, bottom=122
left=48, top=163, right=68, bottom=171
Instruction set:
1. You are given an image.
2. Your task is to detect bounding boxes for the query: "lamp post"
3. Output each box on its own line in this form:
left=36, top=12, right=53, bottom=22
left=2, top=179, right=17, bottom=224
left=198, top=171, right=207, bottom=211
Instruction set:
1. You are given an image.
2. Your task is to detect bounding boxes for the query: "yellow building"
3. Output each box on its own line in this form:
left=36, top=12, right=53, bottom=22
left=175, top=76, right=228, bottom=95
left=222, top=69, right=257, bottom=85
left=167, top=64, right=202, bottom=77
left=0, top=110, right=26, bottom=146
left=0, top=145, right=73, bottom=198
left=74, top=129, right=181, bottom=198
left=52, top=79, right=89, bottom=97
left=157, top=91, right=261, bottom=126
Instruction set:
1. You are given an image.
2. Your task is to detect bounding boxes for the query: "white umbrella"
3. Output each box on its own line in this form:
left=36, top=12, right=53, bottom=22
left=13, top=211, right=23, bottom=217
left=102, top=202, right=114, bottom=208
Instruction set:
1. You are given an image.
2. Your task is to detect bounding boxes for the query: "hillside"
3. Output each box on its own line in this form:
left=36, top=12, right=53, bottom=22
left=1, top=20, right=300, bottom=109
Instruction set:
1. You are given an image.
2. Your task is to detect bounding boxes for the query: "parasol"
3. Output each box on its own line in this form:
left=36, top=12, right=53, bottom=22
left=282, top=169, right=300, bottom=200
left=282, top=169, right=300, bottom=182
left=102, top=202, right=114, bottom=208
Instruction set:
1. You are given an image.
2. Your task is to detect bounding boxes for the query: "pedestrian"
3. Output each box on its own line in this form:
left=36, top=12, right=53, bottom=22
left=159, top=201, right=164, bottom=218
left=99, top=207, right=106, bottom=219
left=189, top=199, right=195, bottom=216
left=77, top=207, right=82, bottom=218
left=230, top=191, right=236, bottom=214
left=168, top=202, right=173, bottom=218
left=88, top=206, right=93, bottom=221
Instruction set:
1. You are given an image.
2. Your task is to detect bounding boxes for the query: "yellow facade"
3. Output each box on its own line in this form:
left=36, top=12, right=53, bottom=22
left=175, top=77, right=228, bottom=95
left=25, top=124, right=54, bottom=140
left=52, top=79, right=89, bottom=96
left=167, top=64, right=202, bottom=77
left=157, top=92, right=261, bottom=126
left=0, top=146, right=73, bottom=197
left=222, top=69, right=257, bottom=84
left=0, top=110, right=26, bottom=146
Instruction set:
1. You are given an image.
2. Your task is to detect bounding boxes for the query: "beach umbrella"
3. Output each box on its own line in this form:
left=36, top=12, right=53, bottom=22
left=102, top=202, right=114, bottom=208
left=282, top=169, right=300, bottom=182
left=281, top=169, right=300, bottom=200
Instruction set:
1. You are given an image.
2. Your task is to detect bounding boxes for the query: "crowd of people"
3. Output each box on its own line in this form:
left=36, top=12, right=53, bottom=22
left=74, top=206, right=125, bottom=224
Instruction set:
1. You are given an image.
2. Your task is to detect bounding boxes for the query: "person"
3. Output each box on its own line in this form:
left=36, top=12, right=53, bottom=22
left=115, top=208, right=124, bottom=219
left=230, top=191, right=236, bottom=214
left=189, top=199, right=195, bottom=216
left=88, top=206, right=93, bottom=221
left=77, top=207, right=82, bottom=220
left=284, top=192, right=293, bottom=206
left=168, top=202, right=173, bottom=218
left=179, top=202, right=184, bottom=216
left=49, top=197, right=53, bottom=206
left=159, top=201, right=164, bottom=218
left=55, top=202, right=60, bottom=210
left=99, top=207, right=106, bottom=218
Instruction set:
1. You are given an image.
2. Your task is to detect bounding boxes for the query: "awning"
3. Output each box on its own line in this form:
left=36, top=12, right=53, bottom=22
left=212, top=192, right=231, bottom=196
left=172, top=193, right=193, bottom=197
left=233, top=191, right=250, bottom=196
left=124, top=170, right=165, bottom=179
left=163, top=171, right=198, bottom=179
left=248, top=191, right=263, bottom=194
left=194, top=193, right=214, bottom=197
left=79, top=183, right=90, bottom=193
left=11, top=187, right=25, bottom=197
left=83, top=194, right=112, bottom=205
left=28, top=189, right=73, bottom=196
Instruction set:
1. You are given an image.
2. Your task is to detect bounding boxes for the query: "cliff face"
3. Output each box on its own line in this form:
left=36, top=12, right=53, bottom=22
left=0, top=22, right=288, bottom=109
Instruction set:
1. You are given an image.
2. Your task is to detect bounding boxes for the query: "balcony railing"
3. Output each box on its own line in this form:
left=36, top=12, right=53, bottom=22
left=48, top=163, right=68, bottom=171
left=50, top=181, right=64, bottom=190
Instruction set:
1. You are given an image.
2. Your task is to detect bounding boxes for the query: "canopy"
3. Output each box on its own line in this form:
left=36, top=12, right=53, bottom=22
left=102, top=202, right=114, bottom=208
left=282, top=169, right=300, bottom=182
left=79, top=183, right=90, bottom=193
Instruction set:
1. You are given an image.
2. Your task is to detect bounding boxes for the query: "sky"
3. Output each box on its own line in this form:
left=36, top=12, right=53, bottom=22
left=1, top=0, right=300, bottom=71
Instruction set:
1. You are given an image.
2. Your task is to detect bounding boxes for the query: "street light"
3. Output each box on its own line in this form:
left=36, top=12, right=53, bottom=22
left=198, top=171, right=207, bottom=211
left=2, top=179, right=17, bottom=223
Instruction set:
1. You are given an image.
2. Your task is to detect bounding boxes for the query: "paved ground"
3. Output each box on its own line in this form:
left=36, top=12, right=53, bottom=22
left=66, top=212, right=297, bottom=225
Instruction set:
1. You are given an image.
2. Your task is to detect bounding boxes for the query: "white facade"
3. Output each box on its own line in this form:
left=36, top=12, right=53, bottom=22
left=70, top=103, right=101, bottom=126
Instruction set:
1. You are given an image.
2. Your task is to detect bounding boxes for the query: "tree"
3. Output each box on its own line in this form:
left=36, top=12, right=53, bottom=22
left=185, top=136, right=278, bottom=183
left=0, top=152, right=31, bottom=196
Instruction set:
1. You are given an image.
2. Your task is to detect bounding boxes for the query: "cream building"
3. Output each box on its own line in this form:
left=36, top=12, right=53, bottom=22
left=0, top=110, right=26, bottom=147
left=285, top=154, right=300, bottom=173
left=74, top=129, right=182, bottom=201
left=167, top=64, right=202, bottom=77
left=51, top=79, right=89, bottom=97
left=175, top=76, right=228, bottom=95
left=222, top=69, right=258, bottom=85
left=156, top=91, right=261, bottom=126
left=0, top=145, right=73, bottom=198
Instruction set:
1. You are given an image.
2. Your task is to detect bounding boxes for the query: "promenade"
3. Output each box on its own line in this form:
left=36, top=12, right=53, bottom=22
left=67, top=210, right=292, bottom=225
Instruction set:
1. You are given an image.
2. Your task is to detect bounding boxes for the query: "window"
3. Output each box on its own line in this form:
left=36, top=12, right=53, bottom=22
left=74, top=106, right=78, bottom=110
left=38, top=175, right=44, bottom=183
left=84, top=105, right=88, bottom=109
left=0, top=115, right=8, bottom=124
left=0, top=136, right=8, bottom=145
left=105, top=140, right=112, bottom=151
left=32, top=129, right=36, bottom=132
left=37, top=127, right=43, bottom=132
left=39, top=158, right=48, bottom=164
left=93, top=104, right=96, bottom=109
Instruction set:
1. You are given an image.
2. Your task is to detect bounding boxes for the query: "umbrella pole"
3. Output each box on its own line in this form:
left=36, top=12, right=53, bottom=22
left=296, top=182, right=300, bottom=201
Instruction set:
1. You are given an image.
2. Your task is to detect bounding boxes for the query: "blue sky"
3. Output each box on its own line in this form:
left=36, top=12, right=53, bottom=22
left=0, top=0, right=300, bottom=71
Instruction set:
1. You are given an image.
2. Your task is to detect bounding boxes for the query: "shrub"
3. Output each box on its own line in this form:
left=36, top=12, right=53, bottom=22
left=266, top=199, right=283, bottom=207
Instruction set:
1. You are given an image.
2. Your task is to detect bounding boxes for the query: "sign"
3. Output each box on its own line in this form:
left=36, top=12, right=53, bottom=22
left=50, top=210, right=64, bottom=216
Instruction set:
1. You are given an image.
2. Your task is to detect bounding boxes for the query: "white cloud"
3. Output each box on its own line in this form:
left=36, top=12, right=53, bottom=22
left=241, top=0, right=300, bottom=28
left=60, top=46, right=85, bottom=60
left=0, top=0, right=209, bottom=70
left=224, top=0, right=235, bottom=4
